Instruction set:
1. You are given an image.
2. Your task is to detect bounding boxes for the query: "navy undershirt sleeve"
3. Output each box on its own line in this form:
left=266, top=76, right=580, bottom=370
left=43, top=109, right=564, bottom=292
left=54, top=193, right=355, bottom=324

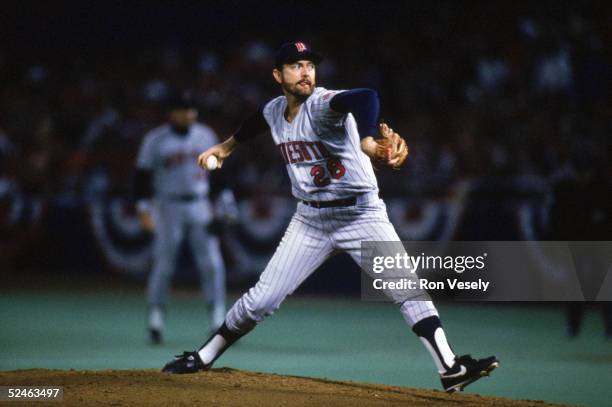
left=233, top=108, right=269, bottom=143
left=329, top=88, right=380, bottom=139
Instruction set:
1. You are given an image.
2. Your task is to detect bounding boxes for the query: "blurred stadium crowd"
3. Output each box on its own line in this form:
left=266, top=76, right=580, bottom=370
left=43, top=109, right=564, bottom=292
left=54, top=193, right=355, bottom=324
left=0, top=2, right=610, bottom=276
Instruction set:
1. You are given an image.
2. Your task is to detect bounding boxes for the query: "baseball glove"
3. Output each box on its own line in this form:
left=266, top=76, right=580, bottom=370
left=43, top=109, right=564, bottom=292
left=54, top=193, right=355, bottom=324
left=374, top=123, right=409, bottom=170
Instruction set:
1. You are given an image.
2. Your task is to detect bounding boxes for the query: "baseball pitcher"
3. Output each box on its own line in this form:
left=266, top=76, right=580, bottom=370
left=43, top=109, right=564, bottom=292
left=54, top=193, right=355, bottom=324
left=162, top=43, right=498, bottom=393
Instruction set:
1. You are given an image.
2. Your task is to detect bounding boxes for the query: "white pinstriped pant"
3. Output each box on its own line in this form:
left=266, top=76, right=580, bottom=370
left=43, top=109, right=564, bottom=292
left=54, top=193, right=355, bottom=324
left=147, top=198, right=225, bottom=310
left=225, top=192, right=438, bottom=334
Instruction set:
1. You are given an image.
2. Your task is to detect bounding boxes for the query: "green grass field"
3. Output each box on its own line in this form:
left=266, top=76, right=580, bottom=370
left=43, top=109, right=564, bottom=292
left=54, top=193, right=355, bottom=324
left=1, top=290, right=610, bottom=406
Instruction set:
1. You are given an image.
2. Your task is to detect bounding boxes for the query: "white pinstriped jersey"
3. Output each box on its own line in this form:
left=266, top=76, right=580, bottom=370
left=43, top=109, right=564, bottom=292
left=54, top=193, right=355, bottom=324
left=137, top=123, right=218, bottom=197
left=262, top=87, right=379, bottom=201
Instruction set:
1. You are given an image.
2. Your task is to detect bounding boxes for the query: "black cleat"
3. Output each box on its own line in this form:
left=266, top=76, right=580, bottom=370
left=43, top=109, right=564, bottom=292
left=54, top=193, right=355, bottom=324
left=440, top=354, right=499, bottom=393
left=162, top=351, right=210, bottom=374
left=149, top=329, right=163, bottom=345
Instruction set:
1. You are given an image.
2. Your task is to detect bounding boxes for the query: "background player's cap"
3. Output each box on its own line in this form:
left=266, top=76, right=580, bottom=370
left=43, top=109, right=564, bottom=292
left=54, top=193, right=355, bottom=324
left=164, top=91, right=198, bottom=111
left=275, top=41, right=323, bottom=68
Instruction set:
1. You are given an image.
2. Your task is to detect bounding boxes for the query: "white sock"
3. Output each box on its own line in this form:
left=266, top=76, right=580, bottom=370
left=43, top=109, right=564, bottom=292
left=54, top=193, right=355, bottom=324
left=419, top=328, right=456, bottom=373
left=411, top=314, right=456, bottom=374
left=198, top=335, right=228, bottom=365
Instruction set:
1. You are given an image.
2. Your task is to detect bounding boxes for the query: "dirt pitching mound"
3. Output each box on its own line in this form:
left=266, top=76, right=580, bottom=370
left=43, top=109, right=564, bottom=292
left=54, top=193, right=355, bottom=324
left=0, top=368, right=563, bottom=406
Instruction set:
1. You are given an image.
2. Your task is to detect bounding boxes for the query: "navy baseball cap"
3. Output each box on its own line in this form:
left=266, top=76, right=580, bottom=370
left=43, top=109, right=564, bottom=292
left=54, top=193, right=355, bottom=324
left=275, top=41, right=323, bottom=68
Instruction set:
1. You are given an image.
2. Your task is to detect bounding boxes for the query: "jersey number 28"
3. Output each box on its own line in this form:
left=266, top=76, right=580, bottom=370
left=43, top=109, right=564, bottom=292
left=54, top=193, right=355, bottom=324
left=310, top=158, right=346, bottom=187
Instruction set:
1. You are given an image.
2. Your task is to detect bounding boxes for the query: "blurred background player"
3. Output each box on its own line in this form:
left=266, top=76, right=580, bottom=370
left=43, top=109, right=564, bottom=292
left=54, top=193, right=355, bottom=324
left=133, top=92, right=235, bottom=344
left=547, top=153, right=612, bottom=339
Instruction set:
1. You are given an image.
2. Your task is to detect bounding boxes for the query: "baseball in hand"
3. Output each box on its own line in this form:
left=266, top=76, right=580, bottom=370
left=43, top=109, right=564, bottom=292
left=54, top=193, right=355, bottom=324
left=206, top=155, right=218, bottom=170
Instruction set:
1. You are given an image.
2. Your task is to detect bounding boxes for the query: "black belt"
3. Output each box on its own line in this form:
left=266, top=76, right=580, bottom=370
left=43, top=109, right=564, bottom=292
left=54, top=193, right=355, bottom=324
left=166, top=194, right=205, bottom=202
left=301, top=197, right=357, bottom=208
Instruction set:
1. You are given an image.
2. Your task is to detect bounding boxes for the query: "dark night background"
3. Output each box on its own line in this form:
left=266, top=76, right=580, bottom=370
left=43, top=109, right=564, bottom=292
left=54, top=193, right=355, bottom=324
left=1, top=1, right=611, bottom=287
left=1, top=3, right=612, bottom=406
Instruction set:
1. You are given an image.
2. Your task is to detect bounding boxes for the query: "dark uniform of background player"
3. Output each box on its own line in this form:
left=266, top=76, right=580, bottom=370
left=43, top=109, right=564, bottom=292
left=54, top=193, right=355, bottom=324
left=133, top=93, right=236, bottom=344
left=547, top=154, right=612, bottom=338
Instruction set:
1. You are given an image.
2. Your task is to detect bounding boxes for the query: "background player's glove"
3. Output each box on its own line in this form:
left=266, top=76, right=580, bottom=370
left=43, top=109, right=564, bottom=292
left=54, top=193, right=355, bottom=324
left=373, top=123, right=409, bottom=170
left=208, top=189, right=239, bottom=236
left=215, top=189, right=239, bottom=224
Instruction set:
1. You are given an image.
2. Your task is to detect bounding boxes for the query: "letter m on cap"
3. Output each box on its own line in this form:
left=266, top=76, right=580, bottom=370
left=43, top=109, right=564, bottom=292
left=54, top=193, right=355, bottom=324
left=295, top=42, right=306, bottom=52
